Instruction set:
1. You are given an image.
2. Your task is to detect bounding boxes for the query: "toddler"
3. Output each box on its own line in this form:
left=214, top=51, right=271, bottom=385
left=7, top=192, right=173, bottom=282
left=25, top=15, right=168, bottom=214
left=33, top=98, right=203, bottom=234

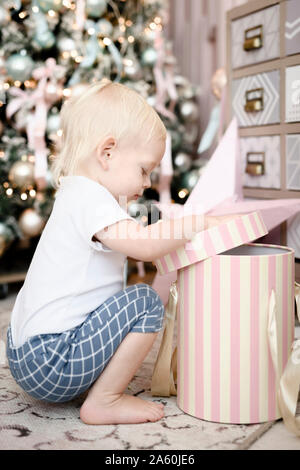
left=6, top=78, right=236, bottom=425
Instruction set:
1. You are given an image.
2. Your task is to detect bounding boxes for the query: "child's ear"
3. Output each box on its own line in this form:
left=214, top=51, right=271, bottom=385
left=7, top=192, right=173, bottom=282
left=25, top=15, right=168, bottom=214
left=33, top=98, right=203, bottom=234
left=96, top=136, right=116, bottom=169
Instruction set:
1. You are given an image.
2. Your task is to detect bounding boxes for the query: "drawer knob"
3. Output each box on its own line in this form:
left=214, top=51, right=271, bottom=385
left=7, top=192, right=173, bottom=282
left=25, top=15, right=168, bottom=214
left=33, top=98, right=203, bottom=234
left=244, top=88, right=264, bottom=113
left=246, top=152, right=265, bottom=176
left=243, top=25, right=263, bottom=51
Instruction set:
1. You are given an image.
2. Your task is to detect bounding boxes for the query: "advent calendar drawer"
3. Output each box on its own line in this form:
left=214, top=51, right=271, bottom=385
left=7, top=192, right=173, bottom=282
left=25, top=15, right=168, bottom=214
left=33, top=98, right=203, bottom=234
left=285, top=0, right=300, bottom=56
left=286, top=134, right=300, bottom=190
left=240, top=135, right=281, bottom=189
left=231, top=4, right=280, bottom=70
left=286, top=65, right=300, bottom=123
left=232, top=70, right=280, bottom=127
left=287, top=213, right=300, bottom=259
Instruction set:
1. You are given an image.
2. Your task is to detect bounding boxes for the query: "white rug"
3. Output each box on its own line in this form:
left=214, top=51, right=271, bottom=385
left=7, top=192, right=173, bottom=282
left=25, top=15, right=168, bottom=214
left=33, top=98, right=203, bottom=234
left=0, top=288, right=276, bottom=450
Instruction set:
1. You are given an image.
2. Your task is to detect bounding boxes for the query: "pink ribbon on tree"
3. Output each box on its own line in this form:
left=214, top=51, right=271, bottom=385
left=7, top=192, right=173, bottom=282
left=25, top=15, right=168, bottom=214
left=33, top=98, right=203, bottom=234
left=153, top=29, right=178, bottom=121
left=75, top=0, right=86, bottom=30
left=6, top=58, right=65, bottom=187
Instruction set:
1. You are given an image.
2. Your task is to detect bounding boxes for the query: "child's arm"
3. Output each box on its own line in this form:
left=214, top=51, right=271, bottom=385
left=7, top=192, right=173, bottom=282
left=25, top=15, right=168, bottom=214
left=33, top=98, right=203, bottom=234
left=94, top=213, right=242, bottom=262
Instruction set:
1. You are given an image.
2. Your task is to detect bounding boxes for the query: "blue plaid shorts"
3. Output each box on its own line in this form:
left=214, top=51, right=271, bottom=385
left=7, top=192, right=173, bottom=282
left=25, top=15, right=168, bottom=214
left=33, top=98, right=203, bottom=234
left=6, top=283, right=164, bottom=404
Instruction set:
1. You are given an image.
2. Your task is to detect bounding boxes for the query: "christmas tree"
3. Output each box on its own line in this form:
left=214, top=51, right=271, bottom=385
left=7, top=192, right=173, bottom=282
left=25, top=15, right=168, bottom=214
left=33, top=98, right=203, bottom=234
left=0, top=0, right=200, bottom=260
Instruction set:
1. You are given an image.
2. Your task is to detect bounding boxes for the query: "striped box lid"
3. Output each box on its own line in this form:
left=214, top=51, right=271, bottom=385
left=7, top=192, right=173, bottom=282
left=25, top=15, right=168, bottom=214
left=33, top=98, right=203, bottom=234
left=154, top=211, right=268, bottom=276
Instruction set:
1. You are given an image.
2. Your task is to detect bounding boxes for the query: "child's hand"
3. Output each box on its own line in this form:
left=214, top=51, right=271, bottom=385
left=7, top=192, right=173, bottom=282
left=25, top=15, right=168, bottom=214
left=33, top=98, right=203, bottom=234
left=205, top=213, right=244, bottom=229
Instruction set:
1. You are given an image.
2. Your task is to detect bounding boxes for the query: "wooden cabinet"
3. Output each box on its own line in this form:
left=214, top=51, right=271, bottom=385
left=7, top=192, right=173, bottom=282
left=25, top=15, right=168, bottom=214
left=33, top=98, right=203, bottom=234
left=227, top=0, right=300, bottom=281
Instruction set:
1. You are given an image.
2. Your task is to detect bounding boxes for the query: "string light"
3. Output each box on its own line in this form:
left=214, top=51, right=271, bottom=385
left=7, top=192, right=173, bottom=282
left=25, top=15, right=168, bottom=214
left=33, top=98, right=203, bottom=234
left=19, top=11, right=28, bottom=19
left=128, top=35, right=135, bottom=43
left=103, top=37, right=111, bottom=46
left=178, top=189, right=189, bottom=199
left=48, top=10, right=57, bottom=18
left=6, top=188, right=13, bottom=197
left=32, top=5, right=39, bottom=13
left=14, top=80, right=21, bottom=87
left=0, top=151, right=5, bottom=159
left=21, top=193, right=28, bottom=201
left=29, top=189, right=36, bottom=197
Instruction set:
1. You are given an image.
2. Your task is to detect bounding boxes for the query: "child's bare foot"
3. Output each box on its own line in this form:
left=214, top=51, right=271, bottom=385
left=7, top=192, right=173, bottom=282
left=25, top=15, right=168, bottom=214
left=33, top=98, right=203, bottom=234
left=80, top=393, right=165, bottom=425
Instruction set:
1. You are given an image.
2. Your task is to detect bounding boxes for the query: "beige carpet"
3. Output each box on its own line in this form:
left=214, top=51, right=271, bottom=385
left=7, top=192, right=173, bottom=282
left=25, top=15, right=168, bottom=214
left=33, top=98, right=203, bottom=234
left=0, top=286, right=276, bottom=450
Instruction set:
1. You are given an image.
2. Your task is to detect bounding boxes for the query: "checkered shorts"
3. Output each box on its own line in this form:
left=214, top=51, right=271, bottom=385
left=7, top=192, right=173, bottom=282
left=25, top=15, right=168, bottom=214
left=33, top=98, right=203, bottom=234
left=6, top=283, right=164, bottom=403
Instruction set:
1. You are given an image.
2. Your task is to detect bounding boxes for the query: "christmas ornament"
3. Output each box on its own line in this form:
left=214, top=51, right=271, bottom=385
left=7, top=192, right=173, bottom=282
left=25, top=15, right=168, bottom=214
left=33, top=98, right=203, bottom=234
left=18, top=208, right=45, bottom=238
left=97, top=18, right=113, bottom=37
left=0, top=6, right=10, bottom=27
left=57, top=36, right=76, bottom=53
left=179, top=100, right=199, bottom=123
left=6, top=52, right=34, bottom=82
left=123, top=56, right=142, bottom=80
left=34, top=29, right=56, bottom=50
left=141, top=47, right=158, bottom=67
left=174, top=152, right=192, bottom=173
left=37, top=0, right=63, bottom=13
left=46, top=113, right=61, bottom=138
left=8, top=160, right=35, bottom=189
left=182, top=168, right=200, bottom=191
left=86, top=0, right=107, bottom=19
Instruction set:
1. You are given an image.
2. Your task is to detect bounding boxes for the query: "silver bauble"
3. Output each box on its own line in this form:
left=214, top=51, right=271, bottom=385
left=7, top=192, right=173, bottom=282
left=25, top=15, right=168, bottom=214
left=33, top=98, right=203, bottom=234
left=141, top=48, right=158, bottom=67
left=174, top=152, right=192, bottom=172
left=57, top=36, right=76, bottom=52
left=183, top=168, right=200, bottom=190
left=179, top=100, right=199, bottom=123
left=0, top=6, right=10, bottom=27
left=37, top=0, right=63, bottom=12
left=34, top=29, right=56, bottom=49
left=6, top=53, right=34, bottom=82
left=123, top=58, right=142, bottom=80
left=8, top=161, right=35, bottom=189
left=97, top=18, right=113, bottom=36
left=47, top=113, right=61, bottom=136
left=86, top=0, right=107, bottom=18
left=18, top=208, right=45, bottom=238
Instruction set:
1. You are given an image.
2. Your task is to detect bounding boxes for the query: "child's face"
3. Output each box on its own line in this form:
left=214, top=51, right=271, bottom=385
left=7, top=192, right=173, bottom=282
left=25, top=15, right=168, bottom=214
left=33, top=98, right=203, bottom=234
left=96, top=136, right=166, bottom=202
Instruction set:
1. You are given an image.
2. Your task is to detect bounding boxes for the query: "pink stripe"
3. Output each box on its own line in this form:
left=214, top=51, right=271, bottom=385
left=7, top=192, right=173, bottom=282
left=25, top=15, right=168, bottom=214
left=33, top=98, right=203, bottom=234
left=250, top=256, right=260, bottom=422
left=177, top=273, right=182, bottom=405
left=194, top=262, right=204, bottom=418
left=160, top=257, right=169, bottom=275
left=203, top=230, right=217, bottom=257
left=219, top=223, right=234, bottom=250
left=230, top=256, right=240, bottom=423
left=235, top=217, right=250, bottom=243
left=211, top=257, right=220, bottom=422
left=268, top=256, right=276, bottom=420
left=282, top=255, right=288, bottom=371
left=183, top=268, right=190, bottom=413
left=170, top=250, right=182, bottom=271
left=248, top=213, right=262, bottom=240
left=185, top=242, right=201, bottom=265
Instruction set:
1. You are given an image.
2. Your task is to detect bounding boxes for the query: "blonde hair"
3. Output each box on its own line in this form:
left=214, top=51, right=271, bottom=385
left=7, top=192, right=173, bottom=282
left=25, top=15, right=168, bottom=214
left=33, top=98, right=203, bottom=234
left=50, top=78, right=167, bottom=189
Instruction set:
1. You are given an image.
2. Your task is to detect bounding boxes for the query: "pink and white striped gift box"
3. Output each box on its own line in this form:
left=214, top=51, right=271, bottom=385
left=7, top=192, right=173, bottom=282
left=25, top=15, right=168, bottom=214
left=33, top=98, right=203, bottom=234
left=154, top=212, right=267, bottom=276
left=154, top=212, right=295, bottom=424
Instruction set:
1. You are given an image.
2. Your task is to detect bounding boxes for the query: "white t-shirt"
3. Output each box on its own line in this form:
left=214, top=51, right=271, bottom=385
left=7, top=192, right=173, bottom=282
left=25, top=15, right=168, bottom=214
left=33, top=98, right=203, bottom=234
left=10, top=175, right=136, bottom=348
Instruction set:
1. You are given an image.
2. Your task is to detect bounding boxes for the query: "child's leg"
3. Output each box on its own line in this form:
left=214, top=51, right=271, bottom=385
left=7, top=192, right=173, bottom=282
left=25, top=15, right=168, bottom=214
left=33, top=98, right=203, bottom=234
left=80, top=331, right=164, bottom=425
left=78, top=283, right=165, bottom=425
